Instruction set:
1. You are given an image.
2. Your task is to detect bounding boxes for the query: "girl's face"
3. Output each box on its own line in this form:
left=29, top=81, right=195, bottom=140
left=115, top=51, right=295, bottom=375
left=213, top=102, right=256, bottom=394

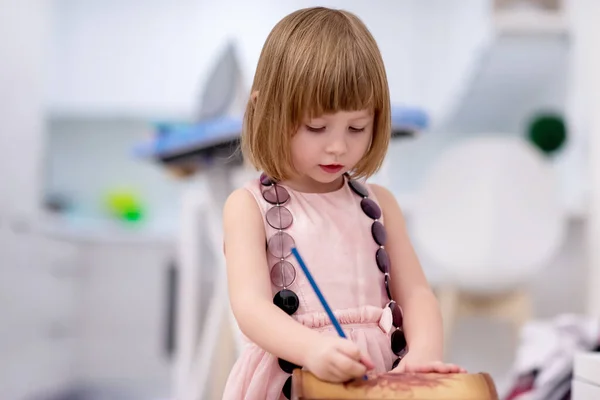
left=289, top=109, right=373, bottom=191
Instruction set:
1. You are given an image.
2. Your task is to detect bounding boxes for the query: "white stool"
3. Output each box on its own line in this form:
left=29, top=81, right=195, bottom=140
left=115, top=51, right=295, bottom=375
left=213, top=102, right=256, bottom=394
left=410, top=136, right=567, bottom=356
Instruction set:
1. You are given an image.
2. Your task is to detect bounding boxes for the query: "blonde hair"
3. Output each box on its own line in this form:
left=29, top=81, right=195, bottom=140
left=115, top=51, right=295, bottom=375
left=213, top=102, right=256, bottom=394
left=241, top=7, right=391, bottom=181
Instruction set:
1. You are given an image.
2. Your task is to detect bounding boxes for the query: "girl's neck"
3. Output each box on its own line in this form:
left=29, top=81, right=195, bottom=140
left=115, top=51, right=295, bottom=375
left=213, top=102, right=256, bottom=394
left=280, top=174, right=346, bottom=194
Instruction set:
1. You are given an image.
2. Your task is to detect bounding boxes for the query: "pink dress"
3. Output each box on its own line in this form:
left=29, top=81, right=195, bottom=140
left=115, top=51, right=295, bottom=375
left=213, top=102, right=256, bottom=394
left=222, top=176, right=397, bottom=400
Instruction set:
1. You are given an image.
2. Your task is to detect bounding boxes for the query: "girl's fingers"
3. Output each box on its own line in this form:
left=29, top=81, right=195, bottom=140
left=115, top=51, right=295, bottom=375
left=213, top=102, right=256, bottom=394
left=407, top=362, right=465, bottom=374
left=331, top=351, right=367, bottom=380
left=359, top=352, right=375, bottom=370
left=336, top=339, right=374, bottom=371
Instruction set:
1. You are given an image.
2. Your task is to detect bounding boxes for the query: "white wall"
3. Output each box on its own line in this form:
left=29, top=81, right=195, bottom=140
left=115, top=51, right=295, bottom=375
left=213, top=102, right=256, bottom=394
left=47, top=0, right=490, bottom=123
left=570, top=0, right=600, bottom=317
left=0, top=0, right=49, bottom=219
left=48, top=0, right=206, bottom=119
left=405, top=0, right=491, bottom=123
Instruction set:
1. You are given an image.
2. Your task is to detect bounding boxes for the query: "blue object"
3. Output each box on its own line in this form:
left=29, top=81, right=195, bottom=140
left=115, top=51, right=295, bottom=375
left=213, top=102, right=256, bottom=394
left=132, top=116, right=242, bottom=159
left=291, top=247, right=368, bottom=380
left=291, top=247, right=345, bottom=338
left=391, top=105, right=429, bottom=131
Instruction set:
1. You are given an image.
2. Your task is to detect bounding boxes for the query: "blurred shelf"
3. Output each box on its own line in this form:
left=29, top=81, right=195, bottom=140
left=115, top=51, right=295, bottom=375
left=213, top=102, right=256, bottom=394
left=493, top=10, right=568, bottom=35
left=39, top=214, right=177, bottom=245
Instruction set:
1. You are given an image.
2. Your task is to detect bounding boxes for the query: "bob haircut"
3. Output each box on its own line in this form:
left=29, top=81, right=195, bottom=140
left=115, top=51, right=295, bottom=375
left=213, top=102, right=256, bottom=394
left=241, top=7, right=391, bottom=181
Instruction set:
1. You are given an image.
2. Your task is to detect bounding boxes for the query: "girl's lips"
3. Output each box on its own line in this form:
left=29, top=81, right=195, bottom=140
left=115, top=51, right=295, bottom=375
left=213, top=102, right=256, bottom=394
left=319, top=164, right=344, bottom=173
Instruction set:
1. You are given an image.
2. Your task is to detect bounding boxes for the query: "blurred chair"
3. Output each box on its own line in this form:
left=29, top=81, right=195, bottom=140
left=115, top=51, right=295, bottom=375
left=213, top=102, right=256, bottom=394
left=410, top=135, right=567, bottom=355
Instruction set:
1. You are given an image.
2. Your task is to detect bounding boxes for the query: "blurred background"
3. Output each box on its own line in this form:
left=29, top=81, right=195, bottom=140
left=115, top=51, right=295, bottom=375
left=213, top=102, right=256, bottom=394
left=2, top=0, right=600, bottom=399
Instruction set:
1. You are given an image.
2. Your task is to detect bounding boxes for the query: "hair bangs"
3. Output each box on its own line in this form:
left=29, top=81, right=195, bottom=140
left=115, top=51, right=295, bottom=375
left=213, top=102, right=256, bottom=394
left=286, top=20, right=384, bottom=124
left=304, top=54, right=377, bottom=120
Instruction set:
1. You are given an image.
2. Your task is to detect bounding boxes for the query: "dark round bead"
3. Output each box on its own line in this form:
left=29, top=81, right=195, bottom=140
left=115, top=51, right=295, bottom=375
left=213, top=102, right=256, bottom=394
left=361, top=198, right=382, bottom=220
left=282, top=376, right=292, bottom=399
left=347, top=179, right=369, bottom=197
left=278, top=358, right=301, bottom=374
left=392, top=357, right=402, bottom=370
left=371, top=221, right=387, bottom=246
left=260, top=173, right=273, bottom=186
left=263, top=185, right=290, bottom=205
left=273, top=289, right=299, bottom=315
left=267, top=231, right=295, bottom=259
left=376, top=248, right=390, bottom=273
left=389, top=301, right=403, bottom=328
left=266, top=205, right=293, bottom=230
left=384, top=274, right=393, bottom=300
left=391, top=329, right=407, bottom=356
left=270, top=260, right=297, bottom=288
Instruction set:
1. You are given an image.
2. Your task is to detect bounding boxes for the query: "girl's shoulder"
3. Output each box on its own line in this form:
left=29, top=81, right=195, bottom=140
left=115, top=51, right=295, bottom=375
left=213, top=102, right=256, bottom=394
left=223, top=183, right=265, bottom=233
left=224, top=177, right=268, bottom=214
left=367, top=182, right=392, bottom=203
left=366, top=182, right=407, bottom=223
left=239, top=177, right=264, bottom=205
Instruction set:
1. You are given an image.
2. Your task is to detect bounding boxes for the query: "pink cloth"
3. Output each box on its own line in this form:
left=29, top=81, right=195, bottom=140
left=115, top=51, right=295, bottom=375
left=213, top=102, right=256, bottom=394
left=222, top=177, right=396, bottom=400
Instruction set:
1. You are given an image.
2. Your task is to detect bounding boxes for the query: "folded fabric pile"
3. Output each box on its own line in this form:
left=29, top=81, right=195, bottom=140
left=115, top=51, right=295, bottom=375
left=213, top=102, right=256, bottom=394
left=504, top=314, right=600, bottom=400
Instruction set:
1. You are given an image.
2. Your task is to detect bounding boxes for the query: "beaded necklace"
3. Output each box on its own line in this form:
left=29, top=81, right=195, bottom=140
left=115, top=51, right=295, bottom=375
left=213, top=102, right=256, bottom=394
left=259, top=172, right=407, bottom=399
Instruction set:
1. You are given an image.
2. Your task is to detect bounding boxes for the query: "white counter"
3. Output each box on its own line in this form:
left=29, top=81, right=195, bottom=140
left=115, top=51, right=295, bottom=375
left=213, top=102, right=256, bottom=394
left=573, top=352, right=600, bottom=399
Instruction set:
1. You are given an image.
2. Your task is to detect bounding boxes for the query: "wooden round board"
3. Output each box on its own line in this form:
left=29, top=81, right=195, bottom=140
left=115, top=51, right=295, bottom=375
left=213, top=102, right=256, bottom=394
left=291, top=370, right=499, bottom=400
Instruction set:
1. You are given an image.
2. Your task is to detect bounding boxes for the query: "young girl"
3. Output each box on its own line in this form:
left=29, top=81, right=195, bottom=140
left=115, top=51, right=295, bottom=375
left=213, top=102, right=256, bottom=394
left=222, top=6, right=464, bottom=400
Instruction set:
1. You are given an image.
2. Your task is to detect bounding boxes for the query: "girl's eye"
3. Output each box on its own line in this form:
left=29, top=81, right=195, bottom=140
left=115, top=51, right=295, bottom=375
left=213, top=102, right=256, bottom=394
left=306, top=125, right=326, bottom=133
left=349, top=126, right=366, bottom=133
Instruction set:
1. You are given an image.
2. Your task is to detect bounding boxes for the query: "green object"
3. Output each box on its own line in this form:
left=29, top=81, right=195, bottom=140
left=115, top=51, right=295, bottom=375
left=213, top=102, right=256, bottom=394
left=105, top=189, right=145, bottom=223
left=527, top=112, right=567, bottom=155
left=122, top=207, right=143, bottom=222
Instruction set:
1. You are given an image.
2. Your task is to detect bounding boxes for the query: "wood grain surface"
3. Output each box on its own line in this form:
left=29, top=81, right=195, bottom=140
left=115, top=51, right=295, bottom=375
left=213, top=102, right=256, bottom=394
left=291, top=370, right=499, bottom=400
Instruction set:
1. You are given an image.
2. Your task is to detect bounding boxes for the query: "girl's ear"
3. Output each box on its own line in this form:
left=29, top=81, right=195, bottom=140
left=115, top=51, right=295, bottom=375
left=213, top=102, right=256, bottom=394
left=250, top=90, right=259, bottom=102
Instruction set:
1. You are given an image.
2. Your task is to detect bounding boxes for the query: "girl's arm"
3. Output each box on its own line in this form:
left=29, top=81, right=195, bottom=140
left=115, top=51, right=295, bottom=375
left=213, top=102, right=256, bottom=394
left=223, top=188, right=322, bottom=365
left=370, top=184, right=444, bottom=361
left=223, top=188, right=373, bottom=379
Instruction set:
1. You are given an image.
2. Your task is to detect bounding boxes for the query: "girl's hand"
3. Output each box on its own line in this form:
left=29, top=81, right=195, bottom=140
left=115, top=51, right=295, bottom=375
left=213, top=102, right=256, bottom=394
left=303, top=337, right=375, bottom=382
left=391, top=353, right=466, bottom=374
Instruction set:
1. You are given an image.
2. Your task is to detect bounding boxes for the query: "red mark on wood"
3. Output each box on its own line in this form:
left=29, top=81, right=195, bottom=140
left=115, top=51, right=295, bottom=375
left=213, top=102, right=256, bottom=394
left=344, top=373, right=452, bottom=392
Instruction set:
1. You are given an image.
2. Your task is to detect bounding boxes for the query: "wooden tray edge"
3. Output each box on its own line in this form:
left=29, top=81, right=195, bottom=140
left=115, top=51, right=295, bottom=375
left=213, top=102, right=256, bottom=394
left=292, top=370, right=500, bottom=400
left=292, top=369, right=303, bottom=400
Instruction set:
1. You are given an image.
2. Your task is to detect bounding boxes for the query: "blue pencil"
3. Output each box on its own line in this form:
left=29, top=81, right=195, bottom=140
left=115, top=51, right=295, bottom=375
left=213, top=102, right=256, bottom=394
left=291, top=247, right=368, bottom=380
